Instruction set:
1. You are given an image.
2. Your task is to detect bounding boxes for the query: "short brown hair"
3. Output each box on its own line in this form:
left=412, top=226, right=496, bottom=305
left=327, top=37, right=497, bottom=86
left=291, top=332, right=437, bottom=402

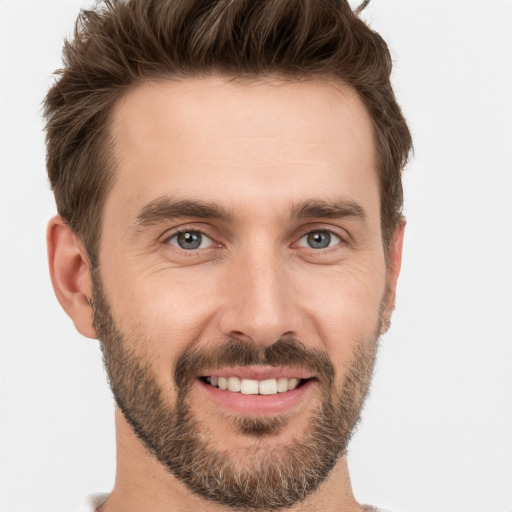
left=44, top=0, right=412, bottom=264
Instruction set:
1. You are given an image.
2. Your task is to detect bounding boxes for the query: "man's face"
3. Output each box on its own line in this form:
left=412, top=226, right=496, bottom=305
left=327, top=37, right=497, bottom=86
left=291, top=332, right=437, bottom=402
left=93, top=77, right=393, bottom=509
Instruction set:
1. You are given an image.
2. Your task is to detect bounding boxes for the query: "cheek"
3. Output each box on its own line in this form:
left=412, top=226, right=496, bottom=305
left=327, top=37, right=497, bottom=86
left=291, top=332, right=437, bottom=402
left=299, top=264, right=386, bottom=372
left=104, top=267, right=220, bottom=364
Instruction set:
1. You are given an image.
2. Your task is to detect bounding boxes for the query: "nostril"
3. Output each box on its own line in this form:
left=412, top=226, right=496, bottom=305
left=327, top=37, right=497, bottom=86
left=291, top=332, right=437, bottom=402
left=227, top=331, right=254, bottom=344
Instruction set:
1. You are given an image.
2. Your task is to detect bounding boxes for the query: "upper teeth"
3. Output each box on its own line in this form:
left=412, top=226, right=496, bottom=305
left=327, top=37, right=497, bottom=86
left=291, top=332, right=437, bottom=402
left=206, top=376, right=301, bottom=395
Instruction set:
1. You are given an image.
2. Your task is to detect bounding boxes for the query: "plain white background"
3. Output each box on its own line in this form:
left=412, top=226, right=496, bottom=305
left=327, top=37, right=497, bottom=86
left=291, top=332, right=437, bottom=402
left=0, top=1, right=511, bottom=511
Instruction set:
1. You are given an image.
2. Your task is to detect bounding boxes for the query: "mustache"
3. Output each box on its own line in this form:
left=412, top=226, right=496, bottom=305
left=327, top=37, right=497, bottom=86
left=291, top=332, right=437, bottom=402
left=174, top=336, right=335, bottom=390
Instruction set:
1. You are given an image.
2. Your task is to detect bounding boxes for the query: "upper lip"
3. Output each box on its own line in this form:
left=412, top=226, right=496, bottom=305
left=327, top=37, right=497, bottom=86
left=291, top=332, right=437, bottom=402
left=199, top=366, right=315, bottom=381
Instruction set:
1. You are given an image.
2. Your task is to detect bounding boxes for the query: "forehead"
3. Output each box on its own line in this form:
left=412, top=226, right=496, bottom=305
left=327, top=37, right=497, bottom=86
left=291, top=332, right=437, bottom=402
left=106, top=76, right=378, bottom=225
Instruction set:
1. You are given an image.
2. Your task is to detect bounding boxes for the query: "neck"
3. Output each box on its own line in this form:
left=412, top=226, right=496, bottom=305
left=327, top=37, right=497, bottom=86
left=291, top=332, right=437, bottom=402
left=98, top=409, right=364, bottom=512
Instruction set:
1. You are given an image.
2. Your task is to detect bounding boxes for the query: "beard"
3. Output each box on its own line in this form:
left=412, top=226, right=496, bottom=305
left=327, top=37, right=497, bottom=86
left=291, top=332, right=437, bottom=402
left=90, top=268, right=385, bottom=511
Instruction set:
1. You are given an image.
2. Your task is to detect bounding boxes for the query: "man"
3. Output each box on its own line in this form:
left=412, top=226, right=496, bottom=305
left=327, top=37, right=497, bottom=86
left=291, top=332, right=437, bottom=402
left=44, top=0, right=412, bottom=511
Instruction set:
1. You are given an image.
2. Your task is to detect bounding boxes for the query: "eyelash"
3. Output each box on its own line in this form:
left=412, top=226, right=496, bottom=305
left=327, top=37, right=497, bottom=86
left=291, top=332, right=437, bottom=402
left=164, top=229, right=217, bottom=252
left=296, top=230, right=342, bottom=250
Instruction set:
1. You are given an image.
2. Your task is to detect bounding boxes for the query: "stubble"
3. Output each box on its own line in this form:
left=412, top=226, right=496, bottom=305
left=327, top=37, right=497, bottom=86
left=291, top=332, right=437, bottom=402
left=90, top=267, right=383, bottom=511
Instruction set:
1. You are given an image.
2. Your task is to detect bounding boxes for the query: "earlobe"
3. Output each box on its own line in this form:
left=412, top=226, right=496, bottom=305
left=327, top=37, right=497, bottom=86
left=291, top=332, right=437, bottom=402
left=47, top=215, right=97, bottom=339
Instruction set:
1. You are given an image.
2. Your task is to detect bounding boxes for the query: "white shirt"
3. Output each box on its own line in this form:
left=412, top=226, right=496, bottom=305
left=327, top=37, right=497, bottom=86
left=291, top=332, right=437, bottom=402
left=76, top=493, right=394, bottom=512
left=76, top=493, right=108, bottom=512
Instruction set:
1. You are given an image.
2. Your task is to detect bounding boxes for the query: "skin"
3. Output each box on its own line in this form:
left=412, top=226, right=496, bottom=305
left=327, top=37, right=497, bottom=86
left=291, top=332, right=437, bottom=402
left=47, top=76, right=404, bottom=512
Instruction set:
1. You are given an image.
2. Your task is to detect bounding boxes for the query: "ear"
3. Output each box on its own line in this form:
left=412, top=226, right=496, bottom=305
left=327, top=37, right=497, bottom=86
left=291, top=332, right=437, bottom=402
left=387, top=219, right=406, bottom=293
left=47, top=215, right=97, bottom=339
left=380, top=220, right=406, bottom=333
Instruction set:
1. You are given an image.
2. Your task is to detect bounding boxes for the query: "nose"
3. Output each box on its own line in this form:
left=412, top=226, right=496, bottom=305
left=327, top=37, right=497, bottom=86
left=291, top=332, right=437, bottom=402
left=218, top=246, right=301, bottom=348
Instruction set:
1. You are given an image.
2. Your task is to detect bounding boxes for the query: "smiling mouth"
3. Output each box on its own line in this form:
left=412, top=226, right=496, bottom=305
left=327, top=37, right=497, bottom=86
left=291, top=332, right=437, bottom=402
left=200, top=376, right=311, bottom=395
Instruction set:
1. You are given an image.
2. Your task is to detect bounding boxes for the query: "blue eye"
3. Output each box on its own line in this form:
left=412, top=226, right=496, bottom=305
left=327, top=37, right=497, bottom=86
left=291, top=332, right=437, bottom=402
left=298, top=230, right=341, bottom=249
left=167, top=231, right=213, bottom=250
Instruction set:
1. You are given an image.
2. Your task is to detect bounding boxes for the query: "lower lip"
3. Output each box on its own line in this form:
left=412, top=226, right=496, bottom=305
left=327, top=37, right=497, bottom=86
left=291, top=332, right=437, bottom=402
left=197, top=378, right=316, bottom=415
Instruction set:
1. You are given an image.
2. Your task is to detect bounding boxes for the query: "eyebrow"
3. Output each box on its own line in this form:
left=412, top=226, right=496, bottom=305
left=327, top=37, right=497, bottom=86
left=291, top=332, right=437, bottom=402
left=132, top=197, right=234, bottom=230
left=289, top=199, right=367, bottom=222
left=131, top=196, right=367, bottom=232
